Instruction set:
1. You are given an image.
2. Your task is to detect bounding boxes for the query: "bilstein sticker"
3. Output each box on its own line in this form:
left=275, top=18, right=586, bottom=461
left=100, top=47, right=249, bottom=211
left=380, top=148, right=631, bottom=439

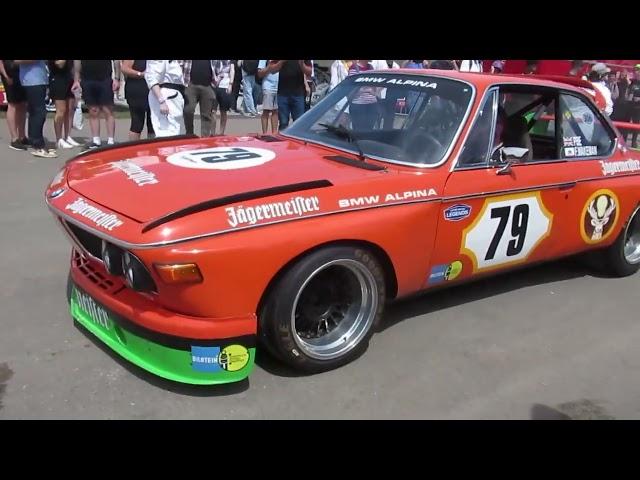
left=428, top=261, right=463, bottom=284
left=190, top=345, right=249, bottom=372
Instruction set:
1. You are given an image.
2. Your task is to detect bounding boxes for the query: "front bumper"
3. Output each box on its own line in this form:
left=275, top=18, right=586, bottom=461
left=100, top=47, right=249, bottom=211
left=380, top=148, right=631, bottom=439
left=67, top=268, right=257, bottom=385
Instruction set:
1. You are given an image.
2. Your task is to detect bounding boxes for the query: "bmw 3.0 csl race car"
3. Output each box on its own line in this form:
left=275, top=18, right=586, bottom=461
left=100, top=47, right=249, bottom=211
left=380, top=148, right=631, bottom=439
left=46, top=70, right=640, bottom=385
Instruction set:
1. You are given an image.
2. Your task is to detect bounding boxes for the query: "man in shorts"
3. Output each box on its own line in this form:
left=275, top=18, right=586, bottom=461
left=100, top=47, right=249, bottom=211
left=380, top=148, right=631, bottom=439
left=0, top=60, right=27, bottom=150
left=73, top=60, right=120, bottom=148
left=212, top=60, right=235, bottom=135
left=257, top=60, right=279, bottom=134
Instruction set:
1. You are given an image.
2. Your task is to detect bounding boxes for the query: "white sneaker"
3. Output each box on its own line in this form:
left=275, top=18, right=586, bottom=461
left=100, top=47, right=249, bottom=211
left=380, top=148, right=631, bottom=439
left=65, top=137, right=81, bottom=147
left=57, top=139, right=74, bottom=149
left=30, top=148, right=58, bottom=158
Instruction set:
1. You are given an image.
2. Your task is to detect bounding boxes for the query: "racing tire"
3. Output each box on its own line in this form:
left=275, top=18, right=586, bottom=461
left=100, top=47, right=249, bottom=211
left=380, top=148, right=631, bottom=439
left=603, top=205, right=640, bottom=277
left=260, top=246, right=386, bottom=373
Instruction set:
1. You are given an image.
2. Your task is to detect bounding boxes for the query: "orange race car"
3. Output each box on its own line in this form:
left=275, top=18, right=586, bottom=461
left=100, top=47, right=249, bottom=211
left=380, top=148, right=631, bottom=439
left=45, top=70, right=640, bottom=385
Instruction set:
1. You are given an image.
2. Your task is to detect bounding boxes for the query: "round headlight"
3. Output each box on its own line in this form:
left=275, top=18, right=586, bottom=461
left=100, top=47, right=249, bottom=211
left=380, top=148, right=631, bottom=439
left=102, top=241, right=124, bottom=276
left=121, top=252, right=156, bottom=292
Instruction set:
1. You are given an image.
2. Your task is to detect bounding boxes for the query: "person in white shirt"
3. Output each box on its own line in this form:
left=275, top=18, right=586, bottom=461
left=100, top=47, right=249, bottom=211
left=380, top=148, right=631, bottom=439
left=588, top=63, right=614, bottom=116
left=145, top=60, right=185, bottom=137
left=371, top=60, right=400, bottom=70
left=459, top=60, right=483, bottom=72
left=330, top=60, right=351, bottom=91
left=213, top=60, right=235, bottom=135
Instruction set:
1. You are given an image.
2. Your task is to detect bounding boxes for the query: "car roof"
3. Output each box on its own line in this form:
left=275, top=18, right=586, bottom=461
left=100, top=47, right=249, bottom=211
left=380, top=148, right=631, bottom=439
left=376, top=69, right=587, bottom=95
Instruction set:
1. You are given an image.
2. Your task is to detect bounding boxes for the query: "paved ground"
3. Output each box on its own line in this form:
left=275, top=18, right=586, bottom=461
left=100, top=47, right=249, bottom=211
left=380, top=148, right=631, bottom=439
left=1, top=117, right=640, bottom=419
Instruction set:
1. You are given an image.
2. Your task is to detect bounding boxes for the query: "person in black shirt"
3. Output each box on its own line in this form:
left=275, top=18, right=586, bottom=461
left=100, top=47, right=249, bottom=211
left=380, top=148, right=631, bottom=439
left=73, top=60, right=120, bottom=148
left=613, top=69, right=631, bottom=123
left=0, top=60, right=27, bottom=150
left=269, top=60, right=312, bottom=129
left=121, top=60, right=154, bottom=141
left=230, top=60, right=242, bottom=113
left=49, top=60, right=80, bottom=149
left=626, top=65, right=640, bottom=147
left=182, top=60, right=218, bottom=136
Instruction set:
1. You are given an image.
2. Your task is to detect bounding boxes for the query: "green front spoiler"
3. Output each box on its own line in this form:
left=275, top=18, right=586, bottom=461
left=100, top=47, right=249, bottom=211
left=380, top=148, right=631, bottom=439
left=69, top=283, right=255, bottom=385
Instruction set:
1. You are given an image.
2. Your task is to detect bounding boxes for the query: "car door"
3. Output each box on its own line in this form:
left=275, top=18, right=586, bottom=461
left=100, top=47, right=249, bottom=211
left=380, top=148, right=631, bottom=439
left=552, top=91, right=626, bottom=253
left=425, top=84, right=580, bottom=286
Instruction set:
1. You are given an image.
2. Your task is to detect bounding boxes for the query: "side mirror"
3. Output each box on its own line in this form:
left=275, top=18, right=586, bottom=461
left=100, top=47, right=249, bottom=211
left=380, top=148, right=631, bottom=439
left=490, top=145, right=530, bottom=175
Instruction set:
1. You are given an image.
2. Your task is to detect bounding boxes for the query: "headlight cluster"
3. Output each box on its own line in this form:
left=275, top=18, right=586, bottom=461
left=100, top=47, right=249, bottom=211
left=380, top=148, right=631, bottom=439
left=101, top=240, right=156, bottom=292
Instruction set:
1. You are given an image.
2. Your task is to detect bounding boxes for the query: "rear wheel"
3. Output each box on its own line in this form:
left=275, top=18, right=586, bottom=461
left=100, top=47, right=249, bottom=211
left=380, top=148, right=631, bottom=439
left=260, top=246, right=386, bottom=373
left=603, top=205, right=640, bottom=277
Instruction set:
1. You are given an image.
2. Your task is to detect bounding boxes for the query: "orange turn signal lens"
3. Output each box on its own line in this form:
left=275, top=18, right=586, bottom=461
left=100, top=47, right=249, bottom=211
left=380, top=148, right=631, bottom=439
left=154, top=263, right=203, bottom=284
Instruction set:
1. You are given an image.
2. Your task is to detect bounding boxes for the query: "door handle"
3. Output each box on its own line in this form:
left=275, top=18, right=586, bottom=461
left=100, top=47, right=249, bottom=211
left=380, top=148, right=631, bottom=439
left=558, top=182, right=576, bottom=191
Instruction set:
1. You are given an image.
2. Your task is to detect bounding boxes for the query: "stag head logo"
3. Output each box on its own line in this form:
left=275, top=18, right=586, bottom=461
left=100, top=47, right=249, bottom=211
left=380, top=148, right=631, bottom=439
left=583, top=191, right=619, bottom=243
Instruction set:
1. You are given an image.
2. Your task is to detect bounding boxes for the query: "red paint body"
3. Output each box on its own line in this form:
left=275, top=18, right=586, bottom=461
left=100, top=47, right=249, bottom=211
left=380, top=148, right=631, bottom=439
left=46, top=71, right=640, bottom=345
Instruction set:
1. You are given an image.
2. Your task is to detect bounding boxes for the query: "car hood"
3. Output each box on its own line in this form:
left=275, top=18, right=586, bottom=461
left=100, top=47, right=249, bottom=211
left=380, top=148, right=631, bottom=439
left=65, top=135, right=386, bottom=223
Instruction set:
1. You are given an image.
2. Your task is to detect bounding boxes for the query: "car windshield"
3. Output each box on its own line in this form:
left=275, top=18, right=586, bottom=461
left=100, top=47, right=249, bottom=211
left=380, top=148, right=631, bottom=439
left=282, top=73, right=474, bottom=166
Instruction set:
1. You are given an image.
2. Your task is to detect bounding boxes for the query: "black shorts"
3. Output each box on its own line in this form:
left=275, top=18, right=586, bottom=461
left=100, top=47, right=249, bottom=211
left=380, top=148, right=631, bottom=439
left=214, top=88, right=232, bottom=111
left=81, top=78, right=114, bottom=106
left=1, top=72, right=26, bottom=104
left=49, top=75, right=73, bottom=101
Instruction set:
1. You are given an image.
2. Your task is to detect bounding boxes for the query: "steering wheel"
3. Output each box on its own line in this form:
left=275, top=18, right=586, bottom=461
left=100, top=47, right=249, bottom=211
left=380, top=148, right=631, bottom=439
left=403, top=130, right=444, bottom=164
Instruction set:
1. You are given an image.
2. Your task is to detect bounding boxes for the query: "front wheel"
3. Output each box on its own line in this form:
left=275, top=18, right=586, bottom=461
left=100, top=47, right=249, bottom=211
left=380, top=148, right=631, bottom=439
left=260, top=246, right=386, bottom=373
left=603, top=205, right=640, bottom=277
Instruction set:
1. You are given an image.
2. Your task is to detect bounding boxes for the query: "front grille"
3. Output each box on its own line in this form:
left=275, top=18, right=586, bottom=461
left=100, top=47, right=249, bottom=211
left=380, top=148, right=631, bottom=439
left=72, top=250, right=124, bottom=293
left=65, top=221, right=102, bottom=259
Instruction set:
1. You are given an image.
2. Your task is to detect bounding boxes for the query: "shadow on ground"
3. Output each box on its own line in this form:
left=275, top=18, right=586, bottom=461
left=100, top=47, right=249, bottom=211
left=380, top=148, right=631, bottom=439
left=0, top=362, right=14, bottom=411
left=531, top=399, right=615, bottom=420
left=379, top=256, right=608, bottom=334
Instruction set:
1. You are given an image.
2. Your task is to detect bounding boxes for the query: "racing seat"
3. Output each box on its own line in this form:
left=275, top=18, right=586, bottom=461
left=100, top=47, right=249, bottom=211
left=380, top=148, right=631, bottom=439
left=502, top=115, right=533, bottom=162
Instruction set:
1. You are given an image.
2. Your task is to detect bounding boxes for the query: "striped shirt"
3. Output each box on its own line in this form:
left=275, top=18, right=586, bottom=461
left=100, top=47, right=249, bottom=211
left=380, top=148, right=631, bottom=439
left=348, top=62, right=378, bottom=105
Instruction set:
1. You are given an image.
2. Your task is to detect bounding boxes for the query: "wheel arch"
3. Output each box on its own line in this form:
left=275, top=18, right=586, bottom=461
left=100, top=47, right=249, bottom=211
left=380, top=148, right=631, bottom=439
left=256, top=239, right=398, bottom=321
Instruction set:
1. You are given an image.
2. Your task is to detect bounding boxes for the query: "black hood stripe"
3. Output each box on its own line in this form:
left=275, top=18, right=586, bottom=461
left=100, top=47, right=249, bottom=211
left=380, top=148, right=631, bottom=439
left=141, top=179, right=333, bottom=233
left=323, top=155, right=387, bottom=171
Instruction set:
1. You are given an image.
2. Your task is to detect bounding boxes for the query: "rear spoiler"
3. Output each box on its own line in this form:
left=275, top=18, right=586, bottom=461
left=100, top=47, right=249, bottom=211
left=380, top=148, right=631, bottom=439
left=531, top=75, right=596, bottom=90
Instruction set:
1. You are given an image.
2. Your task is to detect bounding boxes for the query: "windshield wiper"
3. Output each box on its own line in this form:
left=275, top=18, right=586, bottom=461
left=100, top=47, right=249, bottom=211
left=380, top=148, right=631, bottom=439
left=318, top=123, right=366, bottom=162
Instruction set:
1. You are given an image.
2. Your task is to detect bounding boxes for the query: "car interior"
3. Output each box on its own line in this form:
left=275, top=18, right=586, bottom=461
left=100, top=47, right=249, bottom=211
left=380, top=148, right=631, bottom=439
left=339, top=84, right=471, bottom=165
left=496, top=90, right=558, bottom=163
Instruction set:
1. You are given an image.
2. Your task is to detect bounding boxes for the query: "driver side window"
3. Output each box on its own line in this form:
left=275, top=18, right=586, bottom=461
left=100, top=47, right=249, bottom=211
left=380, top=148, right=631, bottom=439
left=457, top=90, right=496, bottom=168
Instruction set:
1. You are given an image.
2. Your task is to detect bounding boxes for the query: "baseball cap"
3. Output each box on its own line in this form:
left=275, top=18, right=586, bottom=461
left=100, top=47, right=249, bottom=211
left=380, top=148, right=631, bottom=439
left=591, top=62, right=611, bottom=74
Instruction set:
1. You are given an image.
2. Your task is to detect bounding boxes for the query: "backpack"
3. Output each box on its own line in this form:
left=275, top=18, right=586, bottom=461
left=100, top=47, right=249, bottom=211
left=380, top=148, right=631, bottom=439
left=243, top=60, right=259, bottom=75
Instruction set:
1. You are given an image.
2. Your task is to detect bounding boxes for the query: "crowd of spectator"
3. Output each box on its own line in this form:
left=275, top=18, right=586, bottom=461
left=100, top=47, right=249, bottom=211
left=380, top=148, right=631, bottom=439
left=2, top=59, right=640, bottom=157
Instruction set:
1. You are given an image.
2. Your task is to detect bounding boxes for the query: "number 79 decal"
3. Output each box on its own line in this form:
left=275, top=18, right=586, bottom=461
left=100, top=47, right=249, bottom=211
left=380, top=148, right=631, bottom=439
left=461, top=192, right=553, bottom=272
